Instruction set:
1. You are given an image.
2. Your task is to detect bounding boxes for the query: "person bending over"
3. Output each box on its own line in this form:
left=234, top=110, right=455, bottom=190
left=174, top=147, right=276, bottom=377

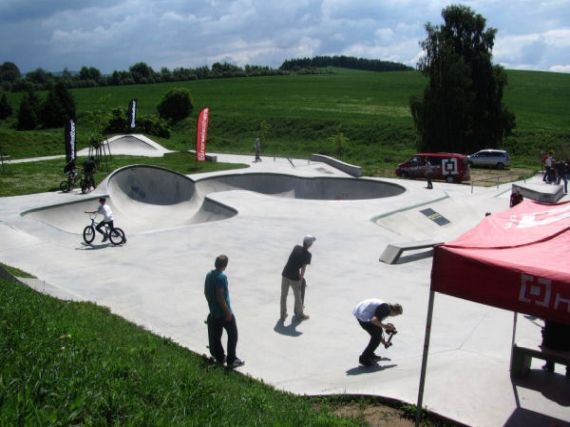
left=353, top=299, right=403, bottom=366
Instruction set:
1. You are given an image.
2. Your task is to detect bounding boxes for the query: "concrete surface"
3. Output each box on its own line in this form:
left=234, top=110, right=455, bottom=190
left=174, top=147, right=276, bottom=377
left=1, top=152, right=568, bottom=426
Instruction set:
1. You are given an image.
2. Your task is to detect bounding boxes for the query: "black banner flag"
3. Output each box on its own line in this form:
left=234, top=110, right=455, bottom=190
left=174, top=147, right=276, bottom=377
left=128, top=98, right=137, bottom=129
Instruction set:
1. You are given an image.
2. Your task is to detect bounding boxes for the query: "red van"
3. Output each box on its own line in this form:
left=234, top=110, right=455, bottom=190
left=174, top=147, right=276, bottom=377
left=395, top=152, right=470, bottom=183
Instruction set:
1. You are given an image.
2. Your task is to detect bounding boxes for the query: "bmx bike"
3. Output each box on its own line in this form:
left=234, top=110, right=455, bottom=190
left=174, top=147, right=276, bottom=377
left=83, top=214, right=126, bottom=245
left=60, top=173, right=94, bottom=194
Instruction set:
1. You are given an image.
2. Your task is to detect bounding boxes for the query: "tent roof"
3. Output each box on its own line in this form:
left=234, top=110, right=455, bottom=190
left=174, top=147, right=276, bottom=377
left=432, top=199, right=570, bottom=324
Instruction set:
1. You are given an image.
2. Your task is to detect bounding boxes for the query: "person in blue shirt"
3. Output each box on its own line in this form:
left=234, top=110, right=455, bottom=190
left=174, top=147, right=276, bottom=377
left=204, top=255, right=244, bottom=368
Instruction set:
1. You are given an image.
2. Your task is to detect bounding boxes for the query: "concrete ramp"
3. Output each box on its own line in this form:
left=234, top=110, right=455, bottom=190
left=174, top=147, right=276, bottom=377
left=512, top=182, right=564, bottom=203
left=77, top=134, right=173, bottom=158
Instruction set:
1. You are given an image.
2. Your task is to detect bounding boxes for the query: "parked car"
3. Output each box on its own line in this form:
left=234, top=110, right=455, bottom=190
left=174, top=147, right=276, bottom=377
left=467, top=149, right=510, bottom=169
left=395, top=152, right=470, bottom=183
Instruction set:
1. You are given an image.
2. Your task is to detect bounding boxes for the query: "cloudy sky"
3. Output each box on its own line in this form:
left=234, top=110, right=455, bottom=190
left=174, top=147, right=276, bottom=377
left=1, top=0, right=569, bottom=74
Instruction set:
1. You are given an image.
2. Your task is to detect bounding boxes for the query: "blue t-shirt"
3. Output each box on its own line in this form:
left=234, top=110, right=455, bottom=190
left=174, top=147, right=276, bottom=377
left=204, top=269, right=231, bottom=319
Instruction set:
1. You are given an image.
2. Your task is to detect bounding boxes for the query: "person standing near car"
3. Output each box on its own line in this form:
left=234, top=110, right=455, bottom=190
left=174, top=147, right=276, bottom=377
left=280, top=235, right=316, bottom=322
left=84, top=197, right=115, bottom=242
left=204, top=255, right=244, bottom=368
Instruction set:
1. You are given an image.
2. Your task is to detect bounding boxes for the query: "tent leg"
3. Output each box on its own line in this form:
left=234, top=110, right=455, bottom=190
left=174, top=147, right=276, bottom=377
left=416, top=288, right=435, bottom=427
left=510, top=312, right=518, bottom=370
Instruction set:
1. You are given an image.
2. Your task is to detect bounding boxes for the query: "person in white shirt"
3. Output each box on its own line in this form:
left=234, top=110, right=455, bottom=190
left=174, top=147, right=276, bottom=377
left=353, top=299, right=403, bottom=366
left=85, top=197, right=115, bottom=242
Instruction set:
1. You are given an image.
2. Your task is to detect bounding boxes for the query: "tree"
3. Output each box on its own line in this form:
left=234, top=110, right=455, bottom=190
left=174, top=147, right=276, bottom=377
left=129, top=62, right=156, bottom=84
left=40, top=82, right=76, bottom=128
left=410, top=5, right=515, bottom=154
left=157, top=88, right=193, bottom=122
left=0, top=62, right=21, bottom=82
left=79, top=66, right=102, bottom=83
left=0, top=94, right=12, bottom=119
left=328, top=127, right=349, bottom=159
left=17, top=91, right=41, bottom=130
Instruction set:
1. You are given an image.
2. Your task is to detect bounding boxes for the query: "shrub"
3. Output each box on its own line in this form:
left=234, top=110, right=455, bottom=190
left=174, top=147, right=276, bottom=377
left=157, top=88, right=193, bottom=122
left=0, top=93, right=12, bottom=119
left=17, top=91, right=41, bottom=130
left=138, top=115, right=170, bottom=138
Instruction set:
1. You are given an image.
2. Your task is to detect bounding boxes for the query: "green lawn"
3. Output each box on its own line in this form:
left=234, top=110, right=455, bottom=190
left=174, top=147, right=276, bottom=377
left=2, top=68, right=568, bottom=173
left=0, top=277, right=361, bottom=426
left=0, top=152, right=246, bottom=197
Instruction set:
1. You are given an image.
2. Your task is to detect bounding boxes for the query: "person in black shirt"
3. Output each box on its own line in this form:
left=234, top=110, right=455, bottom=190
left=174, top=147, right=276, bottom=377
left=82, top=156, right=97, bottom=190
left=280, top=235, right=315, bottom=322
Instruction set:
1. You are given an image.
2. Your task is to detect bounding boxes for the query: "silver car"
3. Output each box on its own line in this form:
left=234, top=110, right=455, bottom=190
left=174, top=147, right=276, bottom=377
left=467, top=149, right=510, bottom=169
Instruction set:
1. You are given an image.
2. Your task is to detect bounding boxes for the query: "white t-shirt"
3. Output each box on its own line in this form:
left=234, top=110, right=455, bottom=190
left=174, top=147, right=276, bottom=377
left=97, top=204, right=114, bottom=222
left=353, top=298, right=385, bottom=322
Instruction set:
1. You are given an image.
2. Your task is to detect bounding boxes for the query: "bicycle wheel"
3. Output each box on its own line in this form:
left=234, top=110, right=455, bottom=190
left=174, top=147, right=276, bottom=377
left=83, top=225, right=95, bottom=244
left=80, top=179, right=89, bottom=194
left=109, top=228, right=126, bottom=245
left=60, top=180, right=70, bottom=192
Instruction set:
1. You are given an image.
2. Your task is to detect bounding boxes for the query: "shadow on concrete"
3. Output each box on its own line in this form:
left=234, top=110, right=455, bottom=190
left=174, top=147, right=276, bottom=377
left=273, top=319, right=302, bottom=337
left=512, top=370, right=570, bottom=406
left=345, top=363, right=397, bottom=376
left=503, top=407, right=570, bottom=426
left=77, top=242, right=111, bottom=251
left=397, top=250, right=434, bottom=264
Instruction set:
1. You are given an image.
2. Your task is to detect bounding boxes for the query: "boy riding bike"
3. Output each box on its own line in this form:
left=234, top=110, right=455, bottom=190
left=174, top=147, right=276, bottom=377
left=85, top=198, right=115, bottom=242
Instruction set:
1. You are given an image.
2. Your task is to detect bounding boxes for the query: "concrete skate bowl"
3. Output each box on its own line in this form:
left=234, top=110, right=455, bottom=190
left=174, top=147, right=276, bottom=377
left=22, top=166, right=405, bottom=234
left=195, top=172, right=405, bottom=200
left=105, top=165, right=237, bottom=232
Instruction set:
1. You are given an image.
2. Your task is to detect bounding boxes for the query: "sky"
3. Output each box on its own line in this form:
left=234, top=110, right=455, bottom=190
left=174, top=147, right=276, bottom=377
left=1, top=0, right=569, bottom=75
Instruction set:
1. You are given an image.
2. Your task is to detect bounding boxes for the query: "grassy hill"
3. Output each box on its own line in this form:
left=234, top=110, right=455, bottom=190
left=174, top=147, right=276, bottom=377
left=1, top=68, right=569, bottom=174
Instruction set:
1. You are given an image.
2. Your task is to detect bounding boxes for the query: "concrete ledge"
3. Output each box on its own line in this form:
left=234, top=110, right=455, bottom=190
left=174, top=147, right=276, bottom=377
left=309, top=154, right=362, bottom=177
left=379, top=240, right=443, bottom=264
left=188, top=150, right=218, bottom=162
left=512, top=182, right=564, bottom=203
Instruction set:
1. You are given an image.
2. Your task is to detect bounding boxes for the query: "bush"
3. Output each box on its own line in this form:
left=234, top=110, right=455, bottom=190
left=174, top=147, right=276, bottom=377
left=157, top=88, right=193, bottom=122
left=104, top=108, right=128, bottom=134
left=138, top=116, right=170, bottom=138
left=0, top=93, right=12, bottom=119
left=17, top=91, right=42, bottom=130
left=39, top=82, right=76, bottom=128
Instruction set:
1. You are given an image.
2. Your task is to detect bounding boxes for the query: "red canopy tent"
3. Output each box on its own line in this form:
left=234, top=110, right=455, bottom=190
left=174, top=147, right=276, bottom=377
left=415, top=199, right=570, bottom=424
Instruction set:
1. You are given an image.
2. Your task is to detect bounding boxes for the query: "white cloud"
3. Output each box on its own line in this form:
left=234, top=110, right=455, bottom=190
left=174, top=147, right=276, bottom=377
left=0, top=0, right=568, bottom=73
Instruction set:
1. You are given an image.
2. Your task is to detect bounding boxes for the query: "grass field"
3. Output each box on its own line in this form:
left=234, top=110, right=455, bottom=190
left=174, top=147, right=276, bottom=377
left=2, top=68, right=568, bottom=175
left=0, top=276, right=365, bottom=426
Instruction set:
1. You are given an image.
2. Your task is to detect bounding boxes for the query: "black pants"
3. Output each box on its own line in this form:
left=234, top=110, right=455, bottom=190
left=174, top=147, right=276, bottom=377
left=207, top=314, right=238, bottom=364
left=358, top=320, right=383, bottom=360
left=96, top=220, right=114, bottom=236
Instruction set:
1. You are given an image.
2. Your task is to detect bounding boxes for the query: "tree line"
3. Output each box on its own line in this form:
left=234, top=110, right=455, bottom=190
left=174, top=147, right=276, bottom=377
left=0, top=56, right=412, bottom=93
left=280, top=56, right=413, bottom=72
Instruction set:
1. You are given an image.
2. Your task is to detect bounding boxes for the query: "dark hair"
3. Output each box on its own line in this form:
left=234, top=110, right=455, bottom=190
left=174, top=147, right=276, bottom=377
left=215, top=255, right=229, bottom=270
left=390, top=303, right=403, bottom=315
left=99, top=197, right=106, bottom=203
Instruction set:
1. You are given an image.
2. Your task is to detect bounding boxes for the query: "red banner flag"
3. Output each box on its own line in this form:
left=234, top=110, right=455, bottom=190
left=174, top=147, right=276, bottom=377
left=196, top=107, right=209, bottom=161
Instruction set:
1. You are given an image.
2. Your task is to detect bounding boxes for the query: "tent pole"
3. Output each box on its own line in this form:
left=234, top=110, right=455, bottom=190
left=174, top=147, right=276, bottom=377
left=416, top=287, right=435, bottom=427
left=509, top=312, right=518, bottom=374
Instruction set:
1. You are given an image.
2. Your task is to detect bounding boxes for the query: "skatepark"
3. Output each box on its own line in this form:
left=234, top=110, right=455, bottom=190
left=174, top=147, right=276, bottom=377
left=1, top=137, right=568, bottom=426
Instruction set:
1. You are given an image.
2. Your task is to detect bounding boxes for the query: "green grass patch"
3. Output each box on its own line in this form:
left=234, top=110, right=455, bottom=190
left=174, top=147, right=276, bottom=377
left=2, top=69, right=568, bottom=173
left=0, top=152, right=246, bottom=197
left=0, top=278, right=360, bottom=426
left=0, top=262, right=35, bottom=279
